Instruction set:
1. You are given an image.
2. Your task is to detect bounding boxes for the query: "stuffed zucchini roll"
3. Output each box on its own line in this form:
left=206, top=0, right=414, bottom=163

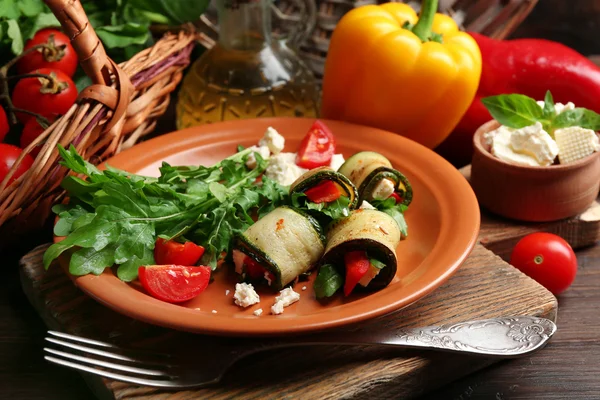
left=290, top=167, right=358, bottom=220
left=314, top=209, right=401, bottom=298
left=338, top=151, right=412, bottom=207
left=232, top=206, right=325, bottom=290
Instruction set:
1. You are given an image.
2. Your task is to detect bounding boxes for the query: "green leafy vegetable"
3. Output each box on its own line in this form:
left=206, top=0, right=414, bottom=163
left=313, top=264, right=344, bottom=299
left=369, top=258, right=386, bottom=270
left=291, top=192, right=351, bottom=221
left=370, top=198, right=408, bottom=239
left=482, top=91, right=600, bottom=135
left=44, top=144, right=288, bottom=278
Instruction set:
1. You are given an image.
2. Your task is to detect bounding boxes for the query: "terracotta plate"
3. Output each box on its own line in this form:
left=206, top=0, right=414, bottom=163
left=56, top=118, right=480, bottom=336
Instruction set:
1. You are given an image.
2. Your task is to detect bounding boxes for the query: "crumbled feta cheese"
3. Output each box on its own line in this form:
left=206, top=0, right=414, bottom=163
left=264, top=271, right=272, bottom=286
left=245, top=145, right=271, bottom=169
left=212, top=310, right=217, bottom=314
left=358, top=264, right=382, bottom=287
left=259, top=127, right=285, bottom=154
left=225, top=290, right=230, bottom=296
left=233, top=282, right=260, bottom=308
left=232, top=249, right=246, bottom=275
left=329, top=154, right=345, bottom=171
left=488, top=122, right=558, bottom=167
left=302, top=286, right=307, bottom=291
left=253, top=308, right=263, bottom=316
left=360, top=200, right=376, bottom=210
left=537, top=101, right=576, bottom=114
left=271, top=287, right=300, bottom=315
left=264, top=152, right=308, bottom=186
left=554, top=127, right=600, bottom=164
left=371, top=178, right=395, bottom=200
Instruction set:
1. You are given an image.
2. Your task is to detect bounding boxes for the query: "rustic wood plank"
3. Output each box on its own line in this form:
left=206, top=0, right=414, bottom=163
left=460, top=165, right=600, bottom=260
left=20, top=243, right=557, bottom=400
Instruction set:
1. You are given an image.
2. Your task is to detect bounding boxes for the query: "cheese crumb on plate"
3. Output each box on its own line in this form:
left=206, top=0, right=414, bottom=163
left=271, top=287, right=300, bottom=315
left=233, top=283, right=260, bottom=308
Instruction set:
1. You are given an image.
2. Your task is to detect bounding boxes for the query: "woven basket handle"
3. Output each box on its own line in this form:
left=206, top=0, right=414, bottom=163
left=44, top=0, right=133, bottom=133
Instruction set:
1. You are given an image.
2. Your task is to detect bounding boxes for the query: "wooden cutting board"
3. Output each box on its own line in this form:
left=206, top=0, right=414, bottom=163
left=19, top=167, right=600, bottom=400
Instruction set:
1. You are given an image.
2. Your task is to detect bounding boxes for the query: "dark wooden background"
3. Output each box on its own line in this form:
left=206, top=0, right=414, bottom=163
left=2, top=1, right=600, bottom=398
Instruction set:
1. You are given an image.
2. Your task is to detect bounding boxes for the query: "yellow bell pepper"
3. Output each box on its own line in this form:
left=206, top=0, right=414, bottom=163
left=321, top=0, right=482, bottom=149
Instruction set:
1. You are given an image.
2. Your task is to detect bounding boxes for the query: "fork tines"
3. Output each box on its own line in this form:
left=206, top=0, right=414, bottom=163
left=43, top=331, right=181, bottom=388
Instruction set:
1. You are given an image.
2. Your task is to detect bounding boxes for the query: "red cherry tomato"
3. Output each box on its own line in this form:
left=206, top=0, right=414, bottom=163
left=154, top=238, right=205, bottom=266
left=510, top=233, right=577, bottom=295
left=20, top=118, right=50, bottom=158
left=0, top=106, right=8, bottom=142
left=0, top=144, right=34, bottom=185
left=138, top=265, right=211, bottom=303
left=304, top=180, right=342, bottom=203
left=17, top=28, right=77, bottom=77
left=343, top=250, right=370, bottom=296
left=390, top=192, right=402, bottom=204
left=12, top=68, right=77, bottom=124
left=296, top=120, right=336, bottom=169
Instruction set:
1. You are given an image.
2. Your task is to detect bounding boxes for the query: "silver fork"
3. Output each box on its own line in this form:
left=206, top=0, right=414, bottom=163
left=44, top=316, right=556, bottom=389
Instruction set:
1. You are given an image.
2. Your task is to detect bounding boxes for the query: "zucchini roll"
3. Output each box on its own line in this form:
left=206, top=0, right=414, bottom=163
left=316, top=209, right=401, bottom=298
left=338, top=151, right=412, bottom=207
left=290, top=167, right=359, bottom=219
left=232, top=206, right=325, bottom=290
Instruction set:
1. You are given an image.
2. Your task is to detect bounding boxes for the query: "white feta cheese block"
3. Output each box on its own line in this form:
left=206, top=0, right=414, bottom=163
left=253, top=308, right=263, bottom=316
left=490, top=123, right=558, bottom=167
left=371, top=178, right=395, bottom=200
left=264, top=152, right=308, bottom=186
left=245, top=145, right=271, bottom=169
left=259, top=127, right=285, bottom=154
left=537, top=101, right=576, bottom=114
left=329, top=154, right=345, bottom=171
left=270, top=287, right=300, bottom=315
left=554, top=127, right=600, bottom=164
left=233, top=282, right=260, bottom=308
left=359, top=200, right=376, bottom=210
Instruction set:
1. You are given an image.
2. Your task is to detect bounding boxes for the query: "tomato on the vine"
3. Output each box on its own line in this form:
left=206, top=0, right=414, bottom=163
left=510, top=232, right=577, bottom=295
left=17, top=29, right=77, bottom=77
left=0, top=106, right=8, bottom=142
left=12, top=68, right=77, bottom=124
left=0, top=144, right=34, bottom=185
left=20, top=119, right=50, bottom=158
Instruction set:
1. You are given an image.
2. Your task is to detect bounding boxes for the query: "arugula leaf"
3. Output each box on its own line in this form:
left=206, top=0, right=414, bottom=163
left=0, top=0, right=20, bottom=19
left=53, top=205, right=90, bottom=237
left=117, top=246, right=154, bottom=282
left=69, top=245, right=117, bottom=276
left=370, top=198, right=408, bottom=238
left=128, top=0, right=210, bottom=25
left=552, top=108, right=600, bottom=131
left=369, top=258, right=386, bottom=269
left=314, top=264, right=343, bottom=299
left=291, top=192, right=351, bottom=221
left=5, top=19, right=22, bottom=54
left=481, top=94, right=546, bottom=129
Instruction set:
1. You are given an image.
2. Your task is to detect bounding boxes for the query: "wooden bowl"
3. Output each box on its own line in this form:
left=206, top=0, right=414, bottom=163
left=471, top=120, right=600, bottom=222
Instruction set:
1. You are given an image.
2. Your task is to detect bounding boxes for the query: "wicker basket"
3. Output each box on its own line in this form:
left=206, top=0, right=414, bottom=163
left=200, top=0, right=538, bottom=79
left=0, top=0, right=199, bottom=240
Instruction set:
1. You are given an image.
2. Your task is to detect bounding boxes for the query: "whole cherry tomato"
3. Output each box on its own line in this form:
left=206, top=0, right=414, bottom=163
left=154, top=238, right=205, bottom=266
left=510, top=232, right=577, bottom=295
left=0, top=143, right=34, bottom=185
left=0, top=106, right=8, bottom=142
left=12, top=68, right=77, bottom=124
left=296, top=120, right=336, bottom=169
left=17, top=28, right=77, bottom=77
left=20, top=118, right=50, bottom=158
left=138, top=265, right=211, bottom=303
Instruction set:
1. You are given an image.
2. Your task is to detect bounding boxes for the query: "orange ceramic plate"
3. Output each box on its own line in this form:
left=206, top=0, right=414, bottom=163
left=55, top=118, right=480, bottom=336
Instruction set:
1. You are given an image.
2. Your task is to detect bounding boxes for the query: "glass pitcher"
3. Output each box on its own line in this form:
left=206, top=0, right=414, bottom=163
left=176, top=0, right=319, bottom=129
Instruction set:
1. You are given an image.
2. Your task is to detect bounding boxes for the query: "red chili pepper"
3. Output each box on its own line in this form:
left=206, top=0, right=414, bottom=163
left=437, top=33, right=600, bottom=167
left=343, top=251, right=370, bottom=296
left=389, top=192, right=402, bottom=204
left=243, top=256, right=275, bottom=283
left=304, top=180, right=342, bottom=203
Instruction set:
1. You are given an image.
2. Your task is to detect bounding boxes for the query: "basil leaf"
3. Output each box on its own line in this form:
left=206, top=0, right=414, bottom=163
left=552, top=108, right=600, bottom=131
left=95, top=22, right=150, bottom=48
left=481, top=94, right=545, bottom=129
left=0, top=0, right=20, bottom=19
left=5, top=19, right=22, bottom=54
left=18, top=0, right=44, bottom=17
left=542, top=90, right=556, bottom=119
left=314, top=264, right=343, bottom=299
left=128, top=0, right=210, bottom=25
left=369, top=258, right=386, bottom=270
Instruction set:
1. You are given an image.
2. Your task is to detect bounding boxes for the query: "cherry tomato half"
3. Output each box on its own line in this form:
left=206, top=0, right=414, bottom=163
left=0, top=143, right=34, bottom=185
left=296, top=120, right=336, bottom=169
left=154, top=238, right=205, bottom=266
left=510, top=232, right=577, bottom=295
left=12, top=68, right=77, bottom=124
left=17, top=28, right=78, bottom=77
left=0, top=106, right=8, bottom=142
left=138, top=265, right=211, bottom=303
left=304, top=180, right=342, bottom=203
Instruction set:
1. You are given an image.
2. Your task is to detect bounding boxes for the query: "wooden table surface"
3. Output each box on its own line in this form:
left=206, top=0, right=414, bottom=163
left=0, top=229, right=598, bottom=399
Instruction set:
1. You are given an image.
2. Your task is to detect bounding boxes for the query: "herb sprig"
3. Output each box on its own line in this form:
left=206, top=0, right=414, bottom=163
left=44, top=146, right=288, bottom=280
left=481, top=90, right=600, bottom=137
